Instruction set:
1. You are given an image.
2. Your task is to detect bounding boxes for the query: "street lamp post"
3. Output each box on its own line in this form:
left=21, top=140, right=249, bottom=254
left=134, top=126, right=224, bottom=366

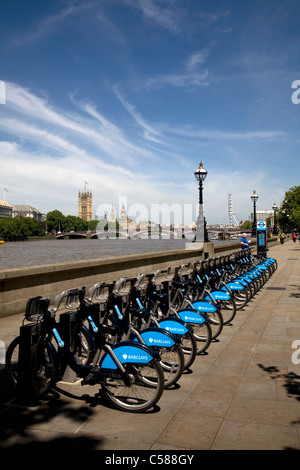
left=194, top=161, right=209, bottom=243
left=251, top=190, right=258, bottom=237
left=272, top=203, right=278, bottom=235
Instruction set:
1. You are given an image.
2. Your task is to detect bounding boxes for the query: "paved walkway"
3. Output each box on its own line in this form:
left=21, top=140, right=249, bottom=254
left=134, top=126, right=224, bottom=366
left=0, top=239, right=300, bottom=451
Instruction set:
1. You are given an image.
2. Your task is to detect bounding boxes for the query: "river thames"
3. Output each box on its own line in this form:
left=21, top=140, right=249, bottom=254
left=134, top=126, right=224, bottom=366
left=0, top=237, right=241, bottom=271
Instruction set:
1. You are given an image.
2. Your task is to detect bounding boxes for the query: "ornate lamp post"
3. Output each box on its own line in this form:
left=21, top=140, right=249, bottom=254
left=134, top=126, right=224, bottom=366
left=272, top=202, right=278, bottom=235
left=194, top=161, right=209, bottom=243
left=251, top=190, right=258, bottom=237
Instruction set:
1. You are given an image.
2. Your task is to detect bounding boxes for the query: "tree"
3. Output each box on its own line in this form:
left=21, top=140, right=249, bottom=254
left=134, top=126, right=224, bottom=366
left=277, top=186, right=300, bottom=232
left=0, top=218, right=28, bottom=241
left=240, top=221, right=252, bottom=230
left=87, top=219, right=99, bottom=231
left=22, top=217, right=44, bottom=236
left=46, top=210, right=65, bottom=233
left=64, top=215, right=88, bottom=232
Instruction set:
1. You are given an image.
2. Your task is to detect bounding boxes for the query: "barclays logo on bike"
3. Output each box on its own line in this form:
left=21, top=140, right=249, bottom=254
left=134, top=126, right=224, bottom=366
left=165, top=326, right=185, bottom=334
left=122, top=353, right=150, bottom=361
left=148, top=337, right=172, bottom=346
left=196, top=304, right=215, bottom=312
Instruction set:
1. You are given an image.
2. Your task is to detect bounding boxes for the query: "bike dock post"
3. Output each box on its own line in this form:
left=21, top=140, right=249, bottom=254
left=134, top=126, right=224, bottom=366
left=58, top=311, right=79, bottom=383
left=257, top=220, right=267, bottom=258
left=15, top=323, right=41, bottom=407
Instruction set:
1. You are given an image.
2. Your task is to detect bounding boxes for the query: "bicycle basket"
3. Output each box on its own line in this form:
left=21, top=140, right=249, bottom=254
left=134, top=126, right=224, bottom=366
left=64, top=289, right=84, bottom=309
left=25, top=296, right=50, bottom=321
left=93, top=284, right=110, bottom=302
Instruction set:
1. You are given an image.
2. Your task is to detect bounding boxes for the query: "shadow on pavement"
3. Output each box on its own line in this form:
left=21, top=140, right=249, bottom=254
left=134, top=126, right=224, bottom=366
left=257, top=363, right=300, bottom=407
left=0, top=365, right=101, bottom=449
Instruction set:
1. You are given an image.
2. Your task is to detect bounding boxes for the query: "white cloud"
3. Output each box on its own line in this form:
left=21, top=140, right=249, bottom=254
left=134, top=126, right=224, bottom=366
left=125, top=0, right=182, bottom=34
left=3, top=82, right=158, bottom=165
left=166, top=126, right=285, bottom=141
left=11, top=1, right=99, bottom=46
left=112, top=86, right=164, bottom=144
left=144, top=48, right=211, bottom=89
left=187, top=49, right=210, bottom=69
left=0, top=81, right=291, bottom=223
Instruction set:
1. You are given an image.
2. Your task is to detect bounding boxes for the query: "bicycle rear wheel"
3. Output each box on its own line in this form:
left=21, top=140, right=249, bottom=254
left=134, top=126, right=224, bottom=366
left=102, top=360, right=164, bottom=412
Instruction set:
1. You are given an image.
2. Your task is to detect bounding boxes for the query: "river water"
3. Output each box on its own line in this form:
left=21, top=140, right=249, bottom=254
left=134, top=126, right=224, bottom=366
left=0, top=237, right=240, bottom=271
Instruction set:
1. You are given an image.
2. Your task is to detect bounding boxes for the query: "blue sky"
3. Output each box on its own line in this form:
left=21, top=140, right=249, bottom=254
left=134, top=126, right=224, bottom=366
left=0, top=0, right=299, bottom=225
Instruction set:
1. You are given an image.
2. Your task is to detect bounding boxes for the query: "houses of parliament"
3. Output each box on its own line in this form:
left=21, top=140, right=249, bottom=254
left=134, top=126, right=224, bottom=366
left=78, top=188, right=128, bottom=228
left=78, top=189, right=93, bottom=222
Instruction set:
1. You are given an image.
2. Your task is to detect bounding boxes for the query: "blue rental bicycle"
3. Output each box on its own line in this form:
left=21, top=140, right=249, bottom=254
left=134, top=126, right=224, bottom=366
left=5, top=292, right=165, bottom=412
left=87, top=280, right=185, bottom=388
left=120, top=272, right=197, bottom=371
left=137, top=266, right=214, bottom=354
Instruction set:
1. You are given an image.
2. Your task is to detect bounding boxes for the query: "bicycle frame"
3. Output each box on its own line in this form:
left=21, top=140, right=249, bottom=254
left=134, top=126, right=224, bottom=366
left=25, top=295, right=161, bottom=388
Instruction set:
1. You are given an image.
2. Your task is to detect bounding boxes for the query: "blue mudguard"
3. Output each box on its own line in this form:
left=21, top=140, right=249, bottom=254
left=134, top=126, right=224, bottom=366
left=176, top=309, right=206, bottom=324
left=157, top=318, right=189, bottom=336
left=204, top=290, right=231, bottom=301
left=100, top=341, right=156, bottom=370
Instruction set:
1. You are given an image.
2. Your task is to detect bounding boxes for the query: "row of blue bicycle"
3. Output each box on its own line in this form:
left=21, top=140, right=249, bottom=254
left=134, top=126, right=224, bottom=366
left=5, top=248, right=277, bottom=413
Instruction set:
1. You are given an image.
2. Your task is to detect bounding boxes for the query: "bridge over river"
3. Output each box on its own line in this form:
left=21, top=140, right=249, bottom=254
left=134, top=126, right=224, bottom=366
left=55, top=229, right=197, bottom=240
left=55, top=229, right=250, bottom=240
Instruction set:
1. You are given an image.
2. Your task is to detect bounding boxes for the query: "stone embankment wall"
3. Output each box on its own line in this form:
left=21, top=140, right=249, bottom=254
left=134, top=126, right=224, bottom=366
left=0, top=238, right=279, bottom=318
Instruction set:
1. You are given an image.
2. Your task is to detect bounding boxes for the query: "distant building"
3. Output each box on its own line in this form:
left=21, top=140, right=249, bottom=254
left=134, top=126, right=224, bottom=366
left=119, top=203, right=130, bottom=229
left=251, top=210, right=273, bottom=223
left=109, top=204, right=116, bottom=223
left=0, top=200, right=12, bottom=218
left=12, top=204, right=43, bottom=221
left=78, top=189, right=93, bottom=222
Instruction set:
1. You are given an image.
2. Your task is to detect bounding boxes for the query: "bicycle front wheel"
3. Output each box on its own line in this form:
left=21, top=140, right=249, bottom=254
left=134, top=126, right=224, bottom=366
left=180, top=331, right=197, bottom=370
left=159, top=343, right=184, bottom=388
left=219, top=298, right=237, bottom=324
left=233, top=287, right=249, bottom=310
left=5, top=336, right=58, bottom=396
left=73, top=325, right=94, bottom=365
left=192, top=321, right=212, bottom=355
left=102, top=360, right=164, bottom=412
left=204, top=310, right=224, bottom=340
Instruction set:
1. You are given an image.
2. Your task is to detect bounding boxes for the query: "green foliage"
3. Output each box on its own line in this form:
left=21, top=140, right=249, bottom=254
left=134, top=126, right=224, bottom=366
left=46, top=210, right=65, bottom=233
left=64, top=215, right=88, bottom=232
left=96, top=219, right=120, bottom=232
left=0, top=208, right=122, bottom=241
left=0, top=217, right=44, bottom=241
left=87, top=219, right=99, bottom=231
left=46, top=210, right=92, bottom=232
left=21, top=217, right=44, bottom=236
left=240, top=221, right=252, bottom=230
left=277, top=186, right=300, bottom=232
